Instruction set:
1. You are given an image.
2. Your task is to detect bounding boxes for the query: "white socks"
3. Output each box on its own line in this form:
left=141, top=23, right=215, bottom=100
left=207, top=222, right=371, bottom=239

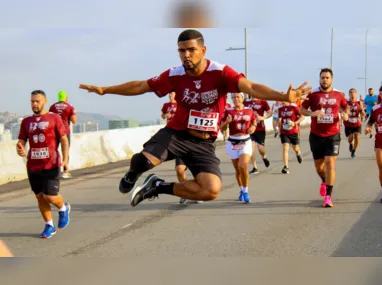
left=58, top=204, right=66, bottom=212
left=240, top=186, right=248, bottom=193
left=45, top=220, right=54, bottom=227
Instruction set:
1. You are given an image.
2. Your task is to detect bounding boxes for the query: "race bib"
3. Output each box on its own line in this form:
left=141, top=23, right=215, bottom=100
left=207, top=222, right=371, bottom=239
left=282, top=123, right=292, bottom=131
left=378, top=126, right=382, bottom=133
left=232, top=143, right=245, bottom=150
left=317, top=114, right=334, bottom=124
left=349, top=118, right=358, bottom=124
left=31, top=148, right=49, bottom=159
left=188, top=110, right=219, bottom=132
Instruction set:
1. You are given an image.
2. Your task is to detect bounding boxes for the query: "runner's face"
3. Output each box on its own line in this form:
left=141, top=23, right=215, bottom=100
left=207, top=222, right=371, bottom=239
left=178, top=39, right=206, bottom=70
left=31, top=94, right=46, bottom=115
left=319, top=72, right=333, bottom=91
left=369, top=89, right=374, bottom=96
left=232, top=93, right=244, bottom=107
left=169, top=92, right=176, bottom=102
left=349, top=89, right=357, bottom=100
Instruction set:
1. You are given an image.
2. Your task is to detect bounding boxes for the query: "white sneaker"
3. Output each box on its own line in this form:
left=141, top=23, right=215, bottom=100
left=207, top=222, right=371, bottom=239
left=61, top=173, right=72, bottom=179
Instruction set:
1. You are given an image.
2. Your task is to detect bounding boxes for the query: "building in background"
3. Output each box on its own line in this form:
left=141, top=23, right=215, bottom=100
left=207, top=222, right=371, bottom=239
left=0, top=130, right=12, bottom=142
left=73, top=121, right=100, bottom=133
left=109, top=119, right=139, bottom=130
left=10, top=118, right=23, bottom=140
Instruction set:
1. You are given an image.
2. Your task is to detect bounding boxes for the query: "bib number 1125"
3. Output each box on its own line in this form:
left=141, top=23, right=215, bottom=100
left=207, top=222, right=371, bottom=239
left=188, top=110, right=219, bottom=132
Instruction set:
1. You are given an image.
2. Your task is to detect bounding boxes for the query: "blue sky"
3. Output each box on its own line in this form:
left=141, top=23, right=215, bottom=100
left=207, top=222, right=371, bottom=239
left=1, top=1, right=382, bottom=121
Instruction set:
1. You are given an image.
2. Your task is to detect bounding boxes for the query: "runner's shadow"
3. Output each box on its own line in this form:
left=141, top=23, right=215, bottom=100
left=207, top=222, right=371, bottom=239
left=0, top=232, right=40, bottom=238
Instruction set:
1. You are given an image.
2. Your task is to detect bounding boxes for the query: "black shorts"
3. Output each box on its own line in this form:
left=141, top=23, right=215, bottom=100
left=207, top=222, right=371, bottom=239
left=143, top=128, right=221, bottom=179
left=309, top=133, right=341, bottom=160
left=27, top=168, right=60, bottom=196
left=345, top=126, right=361, bottom=137
left=280, top=133, right=300, bottom=145
left=250, top=130, right=266, bottom=146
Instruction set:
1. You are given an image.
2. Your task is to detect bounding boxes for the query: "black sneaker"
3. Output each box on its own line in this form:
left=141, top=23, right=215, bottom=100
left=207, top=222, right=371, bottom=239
left=370, top=134, right=373, bottom=139
left=130, top=174, right=162, bottom=207
left=351, top=151, right=356, bottom=159
left=119, top=171, right=141, bottom=194
left=263, top=157, right=270, bottom=168
left=282, top=166, right=290, bottom=174
left=274, top=132, right=278, bottom=138
left=296, top=153, right=303, bottom=164
left=349, top=143, right=354, bottom=153
left=249, top=168, right=259, bottom=174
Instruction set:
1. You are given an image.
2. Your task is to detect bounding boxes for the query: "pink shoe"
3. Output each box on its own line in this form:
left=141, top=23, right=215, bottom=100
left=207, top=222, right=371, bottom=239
left=323, top=195, right=334, bottom=208
left=319, top=182, right=327, bottom=197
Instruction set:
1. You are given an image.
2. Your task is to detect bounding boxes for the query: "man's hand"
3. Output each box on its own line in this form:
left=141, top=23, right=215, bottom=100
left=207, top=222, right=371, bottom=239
left=62, top=161, right=69, bottom=173
left=247, top=125, right=256, bottom=134
left=225, top=114, right=232, bottom=124
left=164, top=113, right=172, bottom=119
left=286, top=82, right=312, bottom=103
left=311, top=110, right=325, bottom=117
left=257, top=116, right=265, bottom=121
left=341, top=112, right=349, bottom=121
left=79, top=84, right=104, bottom=95
left=16, top=142, right=26, bottom=157
left=288, top=121, right=296, bottom=127
left=365, top=126, right=372, bottom=135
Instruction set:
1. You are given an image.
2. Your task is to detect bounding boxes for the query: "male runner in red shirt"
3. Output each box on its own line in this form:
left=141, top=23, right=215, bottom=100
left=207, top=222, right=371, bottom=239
left=278, top=102, right=304, bottom=174
left=301, top=68, right=349, bottom=208
left=80, top=29, right=311, bottom=208
left=49, top=90, right=77, bottom=179
left=344, top=88, right=365, bottom=159
left=17, top=90, right=71, bottom=238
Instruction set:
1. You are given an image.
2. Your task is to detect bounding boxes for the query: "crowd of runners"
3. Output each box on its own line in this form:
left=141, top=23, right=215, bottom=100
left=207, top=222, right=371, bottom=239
left=11, top=29, right=382, bottom=241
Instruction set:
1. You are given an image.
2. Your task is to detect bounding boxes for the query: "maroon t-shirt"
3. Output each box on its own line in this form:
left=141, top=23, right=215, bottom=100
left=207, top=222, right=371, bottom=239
left=18, top=113, right=67, bottom=171
left=49, top=102, right=76, bottom=134
left=222, top=107, right=256, bottom=136
left=244, top=99, right=270, bottom=132
left=147, top=59, right=245, bottom=137
left=302, top=87, right=348, bottom=137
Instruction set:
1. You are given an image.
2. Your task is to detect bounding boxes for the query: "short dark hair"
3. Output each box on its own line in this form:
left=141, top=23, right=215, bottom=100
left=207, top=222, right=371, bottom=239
left=31, top=90, right=46, bottom=97
left=368, top=88, right=373, bottom=91
left=320, top=68, right=333, bottom=77
left=349, top=88, right=356, bottom=93
left=177, top=29, right=204, bottom=46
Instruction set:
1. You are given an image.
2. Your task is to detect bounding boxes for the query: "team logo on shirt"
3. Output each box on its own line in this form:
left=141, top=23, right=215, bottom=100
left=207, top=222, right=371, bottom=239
left=39, top=134, right=45, bottom=143
left=200, top=89, right=218, bottom=104
left=29, top=122, right=50, bottom=132
left=326, top=108, right=332, bottom=114
left=33, top=135, right=38, bottom=143
left=194, top=80, right=202, bottom=89
left=182, top=89, right=200, bottom=104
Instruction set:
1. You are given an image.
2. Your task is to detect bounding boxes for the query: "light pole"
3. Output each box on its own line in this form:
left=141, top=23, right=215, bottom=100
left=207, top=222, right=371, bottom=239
left=357, top=28, right=369, bottom=96
left=330, top=28, right=334, bottom=69
left=226, top=28, right=248, bottom=78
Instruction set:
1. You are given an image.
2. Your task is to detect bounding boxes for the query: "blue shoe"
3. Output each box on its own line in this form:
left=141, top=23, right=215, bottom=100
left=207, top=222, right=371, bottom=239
left=238, top=191, right=244, bottom=201
left=58, top=202, right=71, bottom=229
left=40, top=224, right=56, bottom=239
left=243, top=192, right=251, bottom=203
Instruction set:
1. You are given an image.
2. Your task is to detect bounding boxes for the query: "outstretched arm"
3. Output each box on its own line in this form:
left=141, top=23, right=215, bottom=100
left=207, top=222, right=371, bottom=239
left=79, top=80, right=152, bottom=96
left=238, top=78, right=311, bottom=103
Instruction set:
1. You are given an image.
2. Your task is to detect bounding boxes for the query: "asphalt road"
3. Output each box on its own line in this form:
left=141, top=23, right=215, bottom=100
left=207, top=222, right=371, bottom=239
left=1, top=128, right=382, bottom=259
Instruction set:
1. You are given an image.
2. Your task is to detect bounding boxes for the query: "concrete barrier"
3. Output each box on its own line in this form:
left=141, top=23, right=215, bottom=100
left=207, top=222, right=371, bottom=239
left=0, top=117, right=311, bottom=186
